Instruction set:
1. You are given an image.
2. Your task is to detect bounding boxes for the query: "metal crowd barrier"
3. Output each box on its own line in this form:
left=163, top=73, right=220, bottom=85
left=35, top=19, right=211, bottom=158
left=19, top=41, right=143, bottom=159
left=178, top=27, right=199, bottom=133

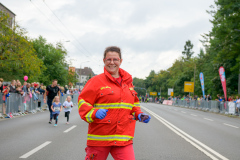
left=60, top=94, right=79, bottom=105
left=1, top=93, right=79, bottom=118
left=171, top=99, right=238, bottom=115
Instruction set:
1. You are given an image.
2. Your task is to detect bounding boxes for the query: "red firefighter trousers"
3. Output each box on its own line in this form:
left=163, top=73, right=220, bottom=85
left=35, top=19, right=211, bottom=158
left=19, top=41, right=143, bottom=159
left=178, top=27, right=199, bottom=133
left=85, top=144, right=135, bottom=160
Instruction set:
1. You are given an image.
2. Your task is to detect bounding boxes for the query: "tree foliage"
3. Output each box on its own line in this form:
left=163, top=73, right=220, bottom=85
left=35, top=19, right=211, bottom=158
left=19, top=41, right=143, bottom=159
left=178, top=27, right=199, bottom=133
left=0, top=11, right=78, bottom=86
left=182, top=40, right=194, bottom=60
left=0, top=11, right=44, bottom=81
left=137, top=0, right=240, bottom=98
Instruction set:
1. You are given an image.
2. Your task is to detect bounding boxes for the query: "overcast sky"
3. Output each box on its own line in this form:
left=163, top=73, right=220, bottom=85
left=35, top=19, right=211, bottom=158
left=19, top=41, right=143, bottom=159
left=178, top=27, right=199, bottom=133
left=1, top=0, right=214, bottom=79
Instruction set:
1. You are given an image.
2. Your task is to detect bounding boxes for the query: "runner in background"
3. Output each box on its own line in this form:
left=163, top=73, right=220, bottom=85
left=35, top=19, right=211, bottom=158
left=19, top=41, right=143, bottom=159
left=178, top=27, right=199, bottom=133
left=51, top=96, right=62, bottom=127
left=63, top=96, right=73, bottom=124
left=44, top=79, right=60, bottom=124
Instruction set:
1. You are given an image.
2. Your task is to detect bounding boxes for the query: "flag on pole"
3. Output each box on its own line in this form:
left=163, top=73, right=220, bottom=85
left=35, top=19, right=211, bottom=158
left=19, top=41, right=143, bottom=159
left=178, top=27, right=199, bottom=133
left=199, top=72, right=205, bottom=97
left=219, top=66, right=227, bottom=109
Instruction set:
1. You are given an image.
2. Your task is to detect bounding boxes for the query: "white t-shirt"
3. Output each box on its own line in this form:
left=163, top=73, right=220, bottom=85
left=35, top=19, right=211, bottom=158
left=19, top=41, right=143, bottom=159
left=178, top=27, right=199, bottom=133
left=236, top=99, right=240, bottom=108
left=63, top=101, right=73, bottom=112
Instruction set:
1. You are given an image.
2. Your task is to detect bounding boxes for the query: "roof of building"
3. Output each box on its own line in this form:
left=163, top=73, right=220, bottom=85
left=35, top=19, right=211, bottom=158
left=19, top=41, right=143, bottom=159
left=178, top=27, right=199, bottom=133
left=76, top=67, right=95, bottom=76
left=0, top=3, right=16, bottom=16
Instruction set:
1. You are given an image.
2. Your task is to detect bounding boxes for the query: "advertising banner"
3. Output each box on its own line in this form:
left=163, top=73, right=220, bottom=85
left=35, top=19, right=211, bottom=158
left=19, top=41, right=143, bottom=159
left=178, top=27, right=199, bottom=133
left=219, top=66, right=227, bottom=109
left=199, top=72, right=205, bottom=97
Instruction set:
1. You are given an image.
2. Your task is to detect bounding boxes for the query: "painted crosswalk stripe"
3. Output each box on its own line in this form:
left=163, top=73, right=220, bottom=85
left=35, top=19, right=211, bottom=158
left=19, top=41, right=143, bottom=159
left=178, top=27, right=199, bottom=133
left=181, top=111, right=186, bottom=113
left=64, top=125, right=77, bottom=133
left=20, top=141, right=51, bottom=158
left=204, top=118, right=213, bottom=121
left=223, top=123, right=239, bottom=129
left=191, top=114, right=197, bottom=117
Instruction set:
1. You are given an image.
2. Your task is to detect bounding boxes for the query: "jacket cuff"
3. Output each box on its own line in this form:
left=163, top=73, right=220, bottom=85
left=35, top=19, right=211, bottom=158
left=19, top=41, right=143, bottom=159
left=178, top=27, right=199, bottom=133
left=135, top=111, right=143, bottom=120
left=91, top=109, right=99, bottom=121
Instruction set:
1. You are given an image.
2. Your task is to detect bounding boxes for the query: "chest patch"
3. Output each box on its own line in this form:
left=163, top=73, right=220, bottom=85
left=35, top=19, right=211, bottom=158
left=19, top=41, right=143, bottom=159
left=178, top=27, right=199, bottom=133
left=101, top=86, right=111, bottom=90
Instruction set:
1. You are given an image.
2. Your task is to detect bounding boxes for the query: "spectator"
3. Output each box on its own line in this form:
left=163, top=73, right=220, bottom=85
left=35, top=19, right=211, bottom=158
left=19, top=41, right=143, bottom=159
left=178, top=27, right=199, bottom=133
left=64, top=85, right=68, bottom=94
left=219, top=96, right=224, bottom=102
left=30, top=83, right=35, bottom=92
left=194, top=95, right=198, bottom=100
left=9, top=80, right=16, bottom=93
left=37, top=83, right=45, bottom=94
left=16, top=82, right=24, bottom=95
left=0, top=78, right=3, bottom=93
left=215, top=94, right=220, bottom=101
left=228, top=96, right=233, bottom=102
left=207, top=94, right=212, bottom=101
left=236, top=96, right=240, bottom=115
left=2, top=84, right=9, bottom=115
left=22, top=82, right=28, bottom=93
left=204, top=95, right=207, bottom=101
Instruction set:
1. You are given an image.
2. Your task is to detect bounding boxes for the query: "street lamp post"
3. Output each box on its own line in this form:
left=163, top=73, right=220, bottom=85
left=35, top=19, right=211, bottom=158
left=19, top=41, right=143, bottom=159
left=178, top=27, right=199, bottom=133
left=79, top=61, right=90, bottom=90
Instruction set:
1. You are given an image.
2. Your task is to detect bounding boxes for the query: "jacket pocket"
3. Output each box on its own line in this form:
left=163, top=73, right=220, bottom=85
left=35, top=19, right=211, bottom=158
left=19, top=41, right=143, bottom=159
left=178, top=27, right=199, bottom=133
left=130, top=90, right=137, bottom=97
left=92, top=118, right=112, bottom=124
left=99, top=89, right=114, bottom=98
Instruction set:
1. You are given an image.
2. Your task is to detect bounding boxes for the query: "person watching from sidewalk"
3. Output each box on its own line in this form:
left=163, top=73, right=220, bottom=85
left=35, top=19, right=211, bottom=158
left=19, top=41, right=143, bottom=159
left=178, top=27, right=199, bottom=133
left=44, top=79, right=60, bottom=124
left=0, top=79, right=3, bottom=93
left=78, top=46, right=151, bottom=160
left=9, top=80, right=16, bottom=93
left=2, top=84, right=9, bottom=116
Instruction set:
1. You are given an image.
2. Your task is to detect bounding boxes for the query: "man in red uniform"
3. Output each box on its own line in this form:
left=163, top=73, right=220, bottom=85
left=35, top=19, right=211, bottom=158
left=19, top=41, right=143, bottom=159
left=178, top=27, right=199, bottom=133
left=78, top=46, right=151, bottom=160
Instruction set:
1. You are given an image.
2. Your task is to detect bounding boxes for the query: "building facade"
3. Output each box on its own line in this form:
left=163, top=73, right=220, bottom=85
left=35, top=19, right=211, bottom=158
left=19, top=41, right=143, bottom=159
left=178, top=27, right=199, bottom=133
left=75, top=67, right=95, bottom=89
left=0, top=3, right=16, bottom=29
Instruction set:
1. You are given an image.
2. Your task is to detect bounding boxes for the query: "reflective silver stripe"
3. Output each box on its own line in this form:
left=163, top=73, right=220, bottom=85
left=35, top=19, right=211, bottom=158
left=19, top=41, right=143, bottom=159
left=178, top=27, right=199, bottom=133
left=87, top=135, right=133, bottom=141
left=134, top=103, right=140, bottom=107
left=86, top=109, right=95, bottom=123
left=94, top=104, right=133, bottom=109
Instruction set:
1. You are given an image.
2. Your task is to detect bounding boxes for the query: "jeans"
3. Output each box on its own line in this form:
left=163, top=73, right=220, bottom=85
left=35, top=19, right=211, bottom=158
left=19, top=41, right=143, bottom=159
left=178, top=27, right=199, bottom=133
left=47, top=99, right=53, bottom=120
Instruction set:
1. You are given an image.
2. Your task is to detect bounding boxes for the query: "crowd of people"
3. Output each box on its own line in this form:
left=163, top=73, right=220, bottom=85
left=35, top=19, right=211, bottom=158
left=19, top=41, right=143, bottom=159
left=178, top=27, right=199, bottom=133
left=0, top=78, right=80, bottom=117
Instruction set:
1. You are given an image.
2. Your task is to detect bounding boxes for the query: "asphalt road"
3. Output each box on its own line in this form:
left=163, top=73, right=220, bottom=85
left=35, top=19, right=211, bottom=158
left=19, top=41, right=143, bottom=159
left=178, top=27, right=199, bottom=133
left=0, top=103, right=239, bottom=160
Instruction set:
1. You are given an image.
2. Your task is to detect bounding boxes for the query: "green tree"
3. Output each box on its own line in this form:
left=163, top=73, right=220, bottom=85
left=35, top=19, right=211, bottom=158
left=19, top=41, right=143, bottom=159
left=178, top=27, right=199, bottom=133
left=0, top=11, right=44, bottom=81
left=32, top=36, right=69, bottom=85
left=182, top=40, right=194, bottom=60
left=133, top=77, right=146, bottom=96
left=201, top=0, right=240, bottom=95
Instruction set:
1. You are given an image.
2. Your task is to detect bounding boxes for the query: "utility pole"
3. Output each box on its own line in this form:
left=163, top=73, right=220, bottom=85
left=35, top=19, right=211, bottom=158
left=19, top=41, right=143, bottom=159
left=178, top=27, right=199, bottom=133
left=238, top=62, right=240, bottom=95
left=193, top=64, right=196, bottom=97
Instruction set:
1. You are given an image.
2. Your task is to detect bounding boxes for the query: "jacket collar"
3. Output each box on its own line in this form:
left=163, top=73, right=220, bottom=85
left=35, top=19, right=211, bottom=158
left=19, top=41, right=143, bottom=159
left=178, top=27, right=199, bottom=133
left=104, top=67, right=132, bottom=85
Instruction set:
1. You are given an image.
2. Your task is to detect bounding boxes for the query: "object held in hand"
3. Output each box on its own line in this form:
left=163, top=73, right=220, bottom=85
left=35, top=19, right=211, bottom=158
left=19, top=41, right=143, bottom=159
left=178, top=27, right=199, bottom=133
left=140, top=115, right=149, bottom=122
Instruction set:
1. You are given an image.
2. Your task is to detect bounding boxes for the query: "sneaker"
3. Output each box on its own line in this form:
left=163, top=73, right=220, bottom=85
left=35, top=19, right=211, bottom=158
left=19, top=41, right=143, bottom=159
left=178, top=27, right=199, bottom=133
left=54, top=124, right=57, bottom=127
left=49, top=121, right=52, bottom=124
left=66, top=122, right=69, bottom=124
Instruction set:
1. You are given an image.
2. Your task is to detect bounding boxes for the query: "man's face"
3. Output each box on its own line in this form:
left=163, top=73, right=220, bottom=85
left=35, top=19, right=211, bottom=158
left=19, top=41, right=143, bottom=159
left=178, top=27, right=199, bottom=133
left=52, top=81, right=57, bottom=87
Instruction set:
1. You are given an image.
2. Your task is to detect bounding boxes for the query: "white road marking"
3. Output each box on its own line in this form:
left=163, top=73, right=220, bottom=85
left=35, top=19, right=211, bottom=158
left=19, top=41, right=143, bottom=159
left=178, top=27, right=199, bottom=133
left=64, top=125, right=77, bottom=133
left=223, top=123, right=239, bottom=129
left=181, top=111, right=186, bottom=113
left=204, top=118, right=213, bottom=121
left=141, top=106, right=229, bottom=160
left=19, top=141, right=51, bottom=158
left=174, top=109, right=178, bottom=111
left=191, top=114, right=197, bottom=117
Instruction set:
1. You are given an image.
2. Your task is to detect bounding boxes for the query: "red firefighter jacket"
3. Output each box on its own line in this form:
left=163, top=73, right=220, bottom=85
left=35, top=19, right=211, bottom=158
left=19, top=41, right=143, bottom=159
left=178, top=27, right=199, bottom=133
left=78, top=67, right=143, bottom=146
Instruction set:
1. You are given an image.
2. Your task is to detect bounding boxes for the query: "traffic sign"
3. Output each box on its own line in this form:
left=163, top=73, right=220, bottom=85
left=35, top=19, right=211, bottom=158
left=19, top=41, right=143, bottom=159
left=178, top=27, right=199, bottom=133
left=150, top=92, right=157, bottom=96
left=184, top=82, right=194, bottom=92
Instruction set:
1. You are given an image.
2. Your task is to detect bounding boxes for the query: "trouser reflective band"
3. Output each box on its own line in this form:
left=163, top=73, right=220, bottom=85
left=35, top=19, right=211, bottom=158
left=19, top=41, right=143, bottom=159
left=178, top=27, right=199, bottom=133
left=87, top=135, right=133, bottom=141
